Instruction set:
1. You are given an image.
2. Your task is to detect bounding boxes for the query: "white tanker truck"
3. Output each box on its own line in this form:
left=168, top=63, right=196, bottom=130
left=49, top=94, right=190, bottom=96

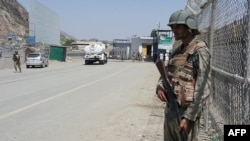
left=84, top=42, right=108, bottom=65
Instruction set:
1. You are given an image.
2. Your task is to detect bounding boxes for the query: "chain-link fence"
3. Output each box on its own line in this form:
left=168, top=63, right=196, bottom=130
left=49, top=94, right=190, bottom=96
left=186, top=0, right=250, bottom=140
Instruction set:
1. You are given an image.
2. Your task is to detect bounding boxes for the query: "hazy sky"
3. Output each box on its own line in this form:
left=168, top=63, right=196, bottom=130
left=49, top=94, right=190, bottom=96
left=18, top=0, right=187, bottom=41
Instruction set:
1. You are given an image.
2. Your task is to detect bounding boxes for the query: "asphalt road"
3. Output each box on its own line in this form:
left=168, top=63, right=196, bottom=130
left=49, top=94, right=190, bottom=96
left=0, top=59, right=165, bottom=141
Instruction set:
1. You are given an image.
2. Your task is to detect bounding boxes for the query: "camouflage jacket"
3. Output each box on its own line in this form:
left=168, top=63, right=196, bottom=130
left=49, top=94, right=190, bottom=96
left=13, top=54, right=20, bottom=62
left=157, top=38, right=211, bottom=121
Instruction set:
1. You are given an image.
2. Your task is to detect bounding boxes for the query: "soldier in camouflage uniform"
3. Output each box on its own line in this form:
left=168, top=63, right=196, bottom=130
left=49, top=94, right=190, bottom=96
left=156, top=9, right=211, bottom=141
left=13, top=50, right=21, bottom=72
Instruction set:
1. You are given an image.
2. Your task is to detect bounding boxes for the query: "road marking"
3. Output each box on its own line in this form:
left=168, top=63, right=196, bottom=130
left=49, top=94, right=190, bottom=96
left=0, top=66, right=129, bottom=120
left=0, top=76, right=41, bottom=85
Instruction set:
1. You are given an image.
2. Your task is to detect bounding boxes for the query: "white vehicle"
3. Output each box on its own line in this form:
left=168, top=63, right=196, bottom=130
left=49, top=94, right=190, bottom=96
left=84, top=42, right=108, bottom=65
left=26, top=53, right=49, bottom=68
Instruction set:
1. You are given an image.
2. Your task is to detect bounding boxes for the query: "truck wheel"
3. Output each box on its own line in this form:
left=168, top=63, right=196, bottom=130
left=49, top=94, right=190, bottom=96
left=85, top=60, right=89, bottom=65
left=104, top=55, right=107, bottom=64
left=99, top=60, right=104, bottom=65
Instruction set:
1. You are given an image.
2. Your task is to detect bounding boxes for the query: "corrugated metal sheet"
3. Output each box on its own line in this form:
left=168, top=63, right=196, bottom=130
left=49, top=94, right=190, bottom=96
left=49, top=45, right=67, bottom=61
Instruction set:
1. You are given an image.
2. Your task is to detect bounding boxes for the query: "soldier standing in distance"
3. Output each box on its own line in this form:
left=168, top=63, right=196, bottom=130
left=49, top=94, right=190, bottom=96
left=155, top=9, right=211, bottom=141
left=132, top=52, right=136, bottom=61
left=13, top=50, right=21, bottom=72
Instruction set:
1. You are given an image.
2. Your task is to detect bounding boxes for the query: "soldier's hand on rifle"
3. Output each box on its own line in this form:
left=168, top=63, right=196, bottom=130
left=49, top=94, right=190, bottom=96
left=156, top=85, right=168, bottom=102
left=179, top=118, right=190, bottom=134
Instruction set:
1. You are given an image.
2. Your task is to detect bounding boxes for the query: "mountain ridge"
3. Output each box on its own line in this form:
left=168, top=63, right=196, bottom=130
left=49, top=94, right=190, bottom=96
left=0, top=0, right=77, bottom=45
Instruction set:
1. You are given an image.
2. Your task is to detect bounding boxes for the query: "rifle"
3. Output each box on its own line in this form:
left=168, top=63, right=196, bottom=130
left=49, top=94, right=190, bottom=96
left=155, top=60, right=187, bottom=141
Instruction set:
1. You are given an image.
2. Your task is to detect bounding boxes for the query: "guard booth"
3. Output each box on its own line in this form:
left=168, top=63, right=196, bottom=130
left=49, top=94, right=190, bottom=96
left=49, top=45, right=67, bottom=61
left=131, top=37, right=153, bottom=61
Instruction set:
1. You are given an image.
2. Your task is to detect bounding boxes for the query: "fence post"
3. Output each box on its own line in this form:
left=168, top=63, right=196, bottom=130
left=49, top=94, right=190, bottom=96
left=244, top=0, right=250, bottom=125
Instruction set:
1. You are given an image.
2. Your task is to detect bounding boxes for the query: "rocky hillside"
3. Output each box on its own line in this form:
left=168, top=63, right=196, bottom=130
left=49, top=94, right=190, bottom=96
left=0, top=0, right=28, bottom=39
left=60, top=30, right=77, bottom=45
left=0, top=0, right=76, bottom=45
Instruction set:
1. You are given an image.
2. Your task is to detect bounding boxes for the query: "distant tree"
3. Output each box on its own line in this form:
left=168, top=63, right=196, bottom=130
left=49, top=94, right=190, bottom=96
left=63, top=39, right=75, bottom=46
left=150, top=29, right=157, bottom=37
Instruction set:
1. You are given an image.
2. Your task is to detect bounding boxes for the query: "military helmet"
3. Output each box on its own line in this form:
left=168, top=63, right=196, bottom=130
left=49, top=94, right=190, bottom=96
left=167, top=9, right=200, bottom=35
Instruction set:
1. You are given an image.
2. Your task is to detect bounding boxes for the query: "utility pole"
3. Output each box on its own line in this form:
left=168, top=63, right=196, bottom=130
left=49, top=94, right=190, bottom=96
left=156, top=22, right=160, bottom=30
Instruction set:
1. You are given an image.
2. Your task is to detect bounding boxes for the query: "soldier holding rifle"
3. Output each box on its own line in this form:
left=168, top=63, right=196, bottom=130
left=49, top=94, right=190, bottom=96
left=155, top=9, right=211, bottom=141
left=13, top=50, right=21, bottom=72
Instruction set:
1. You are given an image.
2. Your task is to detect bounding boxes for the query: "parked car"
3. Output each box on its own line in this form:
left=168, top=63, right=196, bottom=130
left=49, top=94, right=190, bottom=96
left=26, top=53, right=49, bottom=68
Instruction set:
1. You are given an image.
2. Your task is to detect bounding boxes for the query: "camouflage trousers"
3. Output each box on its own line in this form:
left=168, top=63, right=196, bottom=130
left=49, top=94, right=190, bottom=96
left=164, top=106, right=200, bottom=141
left=14, top=61, right=21, bottom=72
